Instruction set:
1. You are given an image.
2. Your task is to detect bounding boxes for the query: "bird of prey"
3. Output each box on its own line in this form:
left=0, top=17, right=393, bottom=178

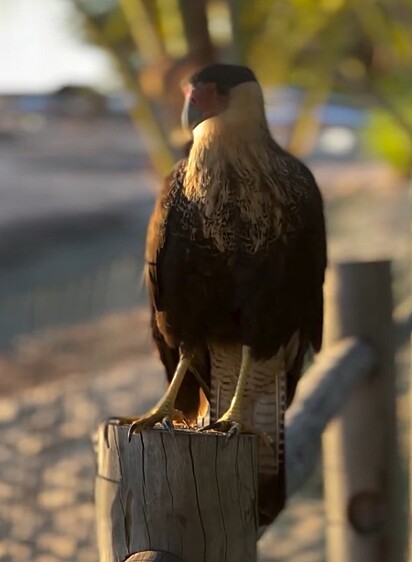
left=114, top=64, right=327, bottom=526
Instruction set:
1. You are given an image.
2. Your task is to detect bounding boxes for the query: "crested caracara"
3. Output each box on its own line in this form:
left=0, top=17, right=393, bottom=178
left=113, top=64, right=327, bottom=527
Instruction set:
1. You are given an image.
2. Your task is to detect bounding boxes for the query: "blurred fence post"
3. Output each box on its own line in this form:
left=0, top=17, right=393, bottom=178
left=322, top=261, right=401, bottom=562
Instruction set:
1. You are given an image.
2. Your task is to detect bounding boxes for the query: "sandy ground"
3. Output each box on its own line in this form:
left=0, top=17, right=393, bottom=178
left=1, top=301, right=410, bottom=562
left=0, top=308, right=327, bottom=562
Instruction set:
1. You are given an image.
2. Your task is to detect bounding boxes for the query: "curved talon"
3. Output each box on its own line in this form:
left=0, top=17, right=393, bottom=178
left=226, top=422, right=241, bottom=442
left=127, top=414, right=160, bottom=441
left=162, top=416, right=174, bottom=434
left=128, top=419, right=145, bottom=441
left=128, top=422, right=140, bottom=442
left=200, top=419, right=241, bottom=444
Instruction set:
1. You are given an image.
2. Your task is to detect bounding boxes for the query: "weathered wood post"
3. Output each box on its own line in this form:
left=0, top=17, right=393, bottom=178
left=95, top=424, right=258, bottom=562
left=322, top=261, right=401, bottom=562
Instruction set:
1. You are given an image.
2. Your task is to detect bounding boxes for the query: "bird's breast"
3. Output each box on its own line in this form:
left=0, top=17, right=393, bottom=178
left=197, top=183, right=283, bottom=253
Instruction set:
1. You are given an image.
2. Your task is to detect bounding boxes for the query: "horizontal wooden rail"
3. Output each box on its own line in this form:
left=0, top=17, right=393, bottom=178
left=285, top=337, right=376, bottom=497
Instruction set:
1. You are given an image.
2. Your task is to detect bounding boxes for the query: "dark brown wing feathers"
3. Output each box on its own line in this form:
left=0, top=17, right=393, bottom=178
left=146, top=166, right=211, bottom=419
left=146, top=151, right=326, bottom=407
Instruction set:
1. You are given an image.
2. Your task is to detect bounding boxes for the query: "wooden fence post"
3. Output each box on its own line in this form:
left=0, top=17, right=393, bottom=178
left=322, top=261, right=401, bottom=562
left=95, top=424, right=258, bottom=562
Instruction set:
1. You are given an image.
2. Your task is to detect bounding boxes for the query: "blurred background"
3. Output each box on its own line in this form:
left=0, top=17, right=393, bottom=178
left=0, top=1, right=410, bottom=561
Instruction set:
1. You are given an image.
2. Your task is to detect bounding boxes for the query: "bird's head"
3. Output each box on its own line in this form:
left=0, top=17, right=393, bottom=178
left=181, top=64, right=264, bottom=133
left=182, top=65, right=274, bottom=200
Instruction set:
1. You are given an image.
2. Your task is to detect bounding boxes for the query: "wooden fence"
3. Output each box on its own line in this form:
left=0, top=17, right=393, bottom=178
left=95, top=261, right=410, bottom=562
left=0, top=255, right=143, bottom=349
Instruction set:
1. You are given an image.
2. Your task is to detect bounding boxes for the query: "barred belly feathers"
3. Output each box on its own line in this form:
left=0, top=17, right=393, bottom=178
left=136, top=64, right=325, bottom=528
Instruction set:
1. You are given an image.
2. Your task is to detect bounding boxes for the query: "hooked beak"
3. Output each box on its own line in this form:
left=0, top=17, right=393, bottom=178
left=181, top=81, right=225, bottom=131
left=181, top=93, right=203, bottom=131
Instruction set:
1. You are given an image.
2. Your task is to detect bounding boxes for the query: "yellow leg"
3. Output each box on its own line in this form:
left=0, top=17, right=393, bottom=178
left=109, top=353, right=192, bottom=440
left=201, top=345, right=272, bottom=446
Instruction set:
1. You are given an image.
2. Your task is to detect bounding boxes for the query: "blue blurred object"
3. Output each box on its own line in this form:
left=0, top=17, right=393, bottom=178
left=264, top=87, right=368, bottom=161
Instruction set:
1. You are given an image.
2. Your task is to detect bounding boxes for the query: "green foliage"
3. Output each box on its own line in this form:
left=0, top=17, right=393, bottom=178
left=362, top=106, right=412, bottom=174
left=69, top=0, right=412, bottom=174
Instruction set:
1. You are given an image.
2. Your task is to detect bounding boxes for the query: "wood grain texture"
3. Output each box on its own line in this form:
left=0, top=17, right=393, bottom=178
left=96, top=425, right=258, bottom=562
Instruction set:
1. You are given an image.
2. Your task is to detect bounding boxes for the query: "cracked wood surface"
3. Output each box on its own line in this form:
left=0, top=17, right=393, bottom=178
left=96, top=425, right=258, bottom=562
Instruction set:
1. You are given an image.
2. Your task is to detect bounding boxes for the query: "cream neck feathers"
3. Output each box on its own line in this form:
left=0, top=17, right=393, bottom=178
left=184, top=82, right=275, bottom=201
left=182, top=82, right=285, bottom=253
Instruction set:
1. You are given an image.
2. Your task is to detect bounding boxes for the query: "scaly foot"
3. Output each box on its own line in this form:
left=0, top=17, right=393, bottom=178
left=200, top=409, right=273, bottom=447
left=108, top=405, right=188, bottom=442
left=108, top=353, right=193, bottom=442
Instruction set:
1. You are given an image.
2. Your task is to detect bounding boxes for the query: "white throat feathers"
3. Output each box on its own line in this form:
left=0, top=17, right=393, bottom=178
left=183, top=82, right=285, bottom=253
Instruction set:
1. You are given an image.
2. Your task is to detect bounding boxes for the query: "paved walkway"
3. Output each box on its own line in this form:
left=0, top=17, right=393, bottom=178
left=0, top=353, right=325, bottom=562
